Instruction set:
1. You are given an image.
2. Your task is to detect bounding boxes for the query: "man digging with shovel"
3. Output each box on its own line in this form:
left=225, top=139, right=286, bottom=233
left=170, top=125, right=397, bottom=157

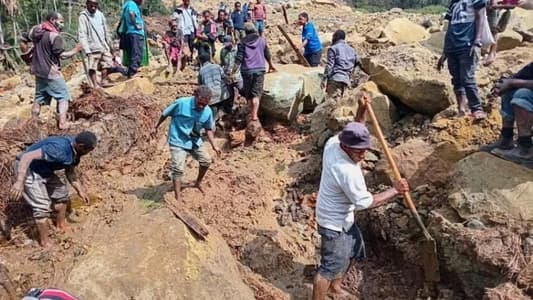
left=312, top=94, right=410, bottom=300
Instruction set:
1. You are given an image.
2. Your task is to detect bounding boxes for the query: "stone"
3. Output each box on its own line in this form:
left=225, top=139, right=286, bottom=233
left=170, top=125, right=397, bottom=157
left=389, top=7, right=403, bottom=14
left=261, top=64, right=324, bottom=122
left=359, top=81, right=398, bottom=135
left=105, top=77, right=155, bottom=97
left=365, top=28, right=383, bottom=43
left=465, top=218, right=485, bottom=230
left=448, top=152, right=533, bottom=223
left=496, top=30, right=523, bottom=51
left=507, top=7, right=533, bottom=31
left=0, top=75, right=21, bottom=91
left=371, top=139, right=456, bottom=187
left=428, top=26, right=441, bottom=33
left=361, top=45, right=453, bottom=116
left=63, top=207, right=254, bottom=299
left=382, top=18, right=430, bottom=45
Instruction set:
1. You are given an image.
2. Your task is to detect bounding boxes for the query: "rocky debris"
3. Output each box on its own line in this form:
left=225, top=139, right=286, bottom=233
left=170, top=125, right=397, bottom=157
left=261, top=64, right=324, bottom=122
left=370, top=138, right=456, bottom=188
left=274, top=190, right=316, bottom=227
left=105, top=77, right=156, bottom=97
left=497, top=29, right=524, bottom=51
left=421, top=31, right=446, bottom=54
left=484, top=282, right=530, bottom=300
left=361, top=45, right=453, bottom=116
left=64, top=207, right=255, bottom=299
left=507, top=7, right=533, bottom=32
left=0, top=75, right=21, bottom=92
left=447, top=152, right=533, bottom=223
left=382, top=18, right=430, bottom=45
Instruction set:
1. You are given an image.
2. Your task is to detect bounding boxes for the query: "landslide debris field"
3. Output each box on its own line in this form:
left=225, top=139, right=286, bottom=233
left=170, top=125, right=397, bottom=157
left=1, top=1, right=533, bottom=299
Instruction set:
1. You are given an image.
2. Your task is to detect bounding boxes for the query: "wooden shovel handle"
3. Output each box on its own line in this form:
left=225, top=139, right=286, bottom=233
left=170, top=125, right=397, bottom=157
left=365, top=100, right=433, bottom=240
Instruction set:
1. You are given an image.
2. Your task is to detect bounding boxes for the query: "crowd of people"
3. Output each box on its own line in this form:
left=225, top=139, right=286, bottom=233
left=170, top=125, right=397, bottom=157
left=7, top=0, right=533, bottom=298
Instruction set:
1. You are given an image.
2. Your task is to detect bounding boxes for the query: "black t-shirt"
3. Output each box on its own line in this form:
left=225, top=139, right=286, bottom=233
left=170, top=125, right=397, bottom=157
left=513, top=62, right=533, bottom=80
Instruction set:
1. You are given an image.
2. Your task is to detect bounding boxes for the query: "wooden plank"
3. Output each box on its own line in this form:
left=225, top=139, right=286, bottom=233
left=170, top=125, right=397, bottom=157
left=164, top=199, right=209, bottom=240
left=276, top=25, right=311, bottom=67
left=282, top=5, right=289, bottom=25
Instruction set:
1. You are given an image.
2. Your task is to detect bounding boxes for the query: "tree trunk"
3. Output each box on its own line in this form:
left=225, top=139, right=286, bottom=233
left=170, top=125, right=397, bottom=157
left=13, top=15, right=17, bottom=43
left=0, top=14, right=5, bottom=45
left=53, top=0, right=58, bottom=11
left=68, top=0, right=72, bottom=31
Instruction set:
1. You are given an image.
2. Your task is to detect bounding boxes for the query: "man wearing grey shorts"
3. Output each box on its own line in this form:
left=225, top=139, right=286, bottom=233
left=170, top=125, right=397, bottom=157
left=151, top=86, right=221, bottom=202
left=10, top=132, right=97, bottom=248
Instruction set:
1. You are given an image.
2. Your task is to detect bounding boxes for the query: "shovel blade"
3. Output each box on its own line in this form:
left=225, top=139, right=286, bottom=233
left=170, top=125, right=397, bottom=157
left=420, top=238, right=440, bottom=282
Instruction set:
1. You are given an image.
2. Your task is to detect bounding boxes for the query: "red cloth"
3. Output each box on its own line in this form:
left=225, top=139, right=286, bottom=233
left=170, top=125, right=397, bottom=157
left=41, top=21, right=58, bottom=33
left=37, top=288, right=78, bottom=300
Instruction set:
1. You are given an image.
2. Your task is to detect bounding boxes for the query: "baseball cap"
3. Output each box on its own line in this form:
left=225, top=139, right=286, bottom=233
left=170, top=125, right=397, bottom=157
left=339, top=122, right=371, bottom=150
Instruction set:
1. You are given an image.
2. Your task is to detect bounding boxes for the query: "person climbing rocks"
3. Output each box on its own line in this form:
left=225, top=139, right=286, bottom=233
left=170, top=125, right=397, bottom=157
left=162, top=19, right=185, bottom=75
left=151, top=86, right=221, bottom=203
left=176, top=0, right=198, bottom=64
left=9, top=132, right=97, bottom=248
left=481, top=61, right=533, bottom=166
left=251, top=0, right=267, bottom=36
left=312, top=94, right=409, bottom=300
left=438, top=0, right=488, bottom=120
left=120, top=0, right=145, bottom=77
left=78, top=0, right=118, bottom=87
left=233, top=22, right=276, bottom=123
left=297, top=12, right=322, bottom=67
left=221, top=35, right=243, bottom=118
left=321, top=29, right=359, bottom=99
left=196, top=10, right=217, bottom=58
left=198, top=52, right=228, bottom=120
left=29, top=11, right=82, bottom=130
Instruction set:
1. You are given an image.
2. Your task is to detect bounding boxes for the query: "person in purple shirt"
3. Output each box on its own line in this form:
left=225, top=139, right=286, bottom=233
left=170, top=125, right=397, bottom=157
left=232, top=22, right=276, bottom=123
left=10, top=132, right=97, bottom=248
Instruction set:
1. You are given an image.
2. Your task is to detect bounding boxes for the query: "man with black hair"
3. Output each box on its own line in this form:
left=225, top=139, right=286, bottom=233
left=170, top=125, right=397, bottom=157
left=10, top=132, right=97, bottom=248
left=151, top=86, right=221, bottom=203
left=177, top=0, right=198, bottom=64
left=30, top=11, right=82, bottom=129
left=321, top=29, right=359, bottom=99
left=297, top=12, right=322, bottom=67
left=198, top=52, right=228, bottom=119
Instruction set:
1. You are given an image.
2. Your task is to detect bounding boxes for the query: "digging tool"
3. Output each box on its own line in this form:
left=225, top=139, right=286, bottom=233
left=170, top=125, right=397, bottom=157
left=164, top=198, right=209, bottom=240
left=365, top=98, right=440, bottom=283
left=277, top=25, right=311, bottom=67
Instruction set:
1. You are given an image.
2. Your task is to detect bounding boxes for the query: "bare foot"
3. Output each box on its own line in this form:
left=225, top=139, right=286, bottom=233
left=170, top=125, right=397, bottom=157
left=193, top=183, right=205, bottom=194
left=56, top=223, right=70, bottom=234
left=484, top=53, right=496, bottom=66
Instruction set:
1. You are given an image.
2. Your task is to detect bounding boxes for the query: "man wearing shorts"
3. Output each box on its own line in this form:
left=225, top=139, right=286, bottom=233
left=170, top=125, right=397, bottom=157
left=10, top=132, right=97, bottom=248
left=233, top=22, right=275, bottom=122
left=151, top=86, right=221, bottom=203
left=177, top=0, right=199, bottom=64
left=30, top=12, right=82, bottom=129
left=79, top=0, right=116, bottom=87
left=313, top=94, right=409, bottom=300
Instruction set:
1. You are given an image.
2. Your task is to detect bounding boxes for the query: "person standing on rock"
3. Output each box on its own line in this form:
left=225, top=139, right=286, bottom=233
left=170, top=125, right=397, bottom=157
left=177, top=0, right=198, bottom=65
left=321, top=29, right=359, bottom=99
left=312, top=94, right=409, bottom=300
left=233, top=22, right=276, bottom=122
left=151, top=86, right=221, bottom=203
left=120, top=0, right=145, bottom=77
left=9, top=132, right=97, bottom=248
left=78, top=0, right=116, bottom=87
left=297, top=12, right=322, bottom=67
left=438, top=0, right=488, bottom=119
left=29, top=12, right=82, bottom=130
left=482, top=61, right=533, bottom=165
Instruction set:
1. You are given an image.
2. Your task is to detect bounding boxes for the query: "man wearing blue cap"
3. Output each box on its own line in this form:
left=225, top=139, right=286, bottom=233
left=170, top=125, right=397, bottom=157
left=312, top=96, right=409, bottom=300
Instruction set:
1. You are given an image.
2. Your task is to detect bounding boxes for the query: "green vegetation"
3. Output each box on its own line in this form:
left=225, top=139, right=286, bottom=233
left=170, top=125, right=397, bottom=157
left=352, top=0, right=448, bottom=12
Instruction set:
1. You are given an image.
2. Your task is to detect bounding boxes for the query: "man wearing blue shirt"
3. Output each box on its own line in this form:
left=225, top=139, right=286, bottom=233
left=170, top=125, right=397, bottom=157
left=231, top=2, right=246, bottom=41
left=151, top=86, right=221, bottom=202
left=298, top=12, right=322, bottom=67
left=10, top=132, right=97, bottom=248
left=438, top=0, right=487, bottom=119
left=121, top=0, right=144, bottom=77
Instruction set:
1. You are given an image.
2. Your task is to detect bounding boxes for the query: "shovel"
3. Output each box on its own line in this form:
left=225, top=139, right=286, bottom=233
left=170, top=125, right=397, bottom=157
left=364, top=98, right=440, bottom=282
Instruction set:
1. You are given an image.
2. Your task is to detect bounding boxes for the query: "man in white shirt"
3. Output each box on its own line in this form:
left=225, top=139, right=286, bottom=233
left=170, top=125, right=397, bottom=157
left=177, top=0, right=198, bottom=64
left=312, top=95, right=410, bottom=300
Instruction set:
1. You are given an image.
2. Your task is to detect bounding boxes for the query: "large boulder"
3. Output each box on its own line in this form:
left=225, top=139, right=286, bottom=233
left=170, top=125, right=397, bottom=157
left=63, top=207, right=254, bottom=299
left=382, top=18, right=430, bottom=45
left=421, top=31, right=446, bottom=54
left=448, top=152, right=533, bottom=223
left=497, top=30, right=523, bottom=51
left=261, top=64, right=324, bottom=122
left=507, top=7, right=533, bottom=32
left=361, top=45, right=453, bottom=116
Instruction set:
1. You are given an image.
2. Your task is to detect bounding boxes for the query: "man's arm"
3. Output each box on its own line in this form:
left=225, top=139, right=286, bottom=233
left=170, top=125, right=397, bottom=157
left=508, top=79, right=533, bottom=89
left=65, top=166, right=89, bottom=203
left=205, top=129, right=220, bottom=155
left=129, top=11, right=139, bottom=29
left=323, top=47, right=335, bottom=82
left=10, top=149, right=43, bottom=200
left=367, top=188, right=399, bottom=208
left=264, top=44, right=276, bottom=71
left=354, top=92, right=370, bottom=123
left=474, top=7, right=486, bottom=43
left=78, top=15, right=91, bottom=54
